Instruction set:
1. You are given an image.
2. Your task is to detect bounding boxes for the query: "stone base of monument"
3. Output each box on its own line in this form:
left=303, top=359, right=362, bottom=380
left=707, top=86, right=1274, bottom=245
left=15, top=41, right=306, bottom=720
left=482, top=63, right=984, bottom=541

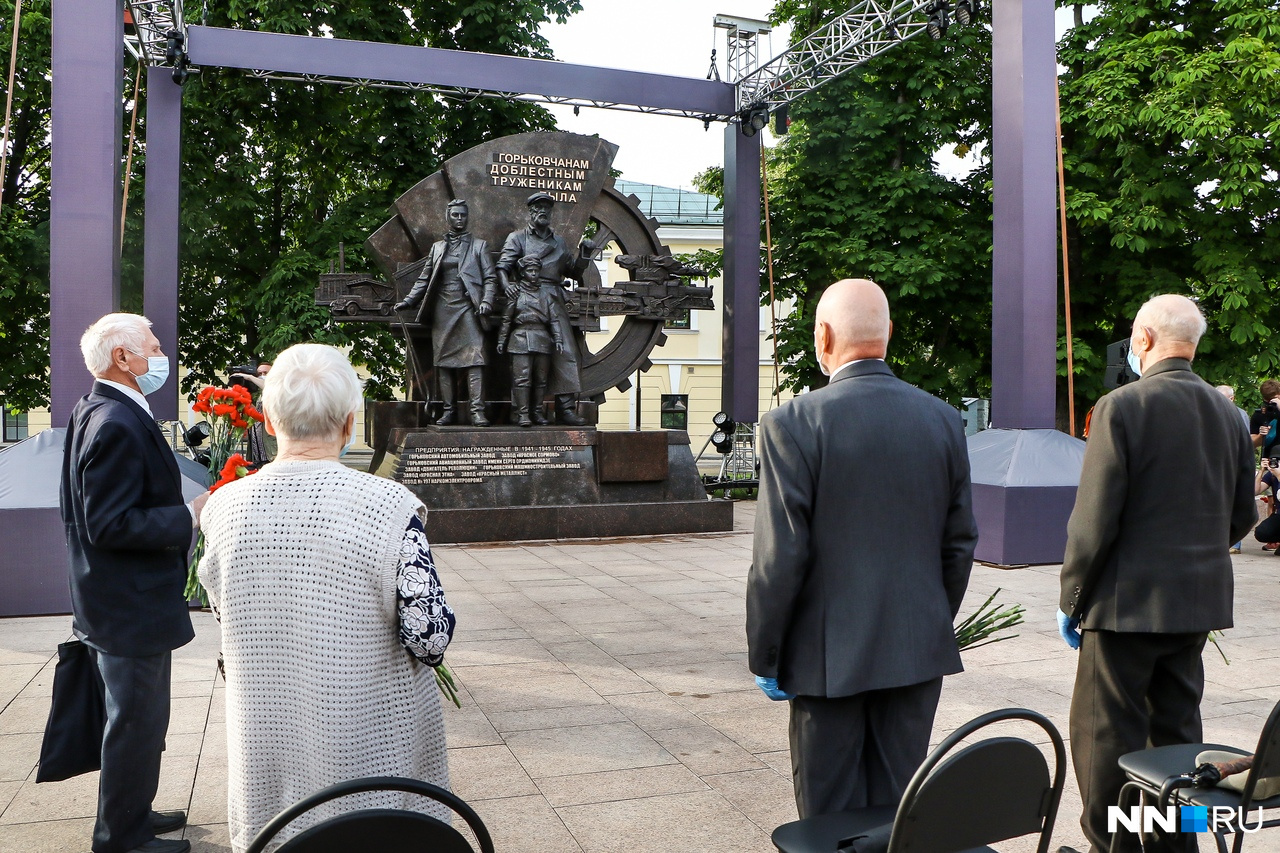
left=368, top=404, right=731, bottom=543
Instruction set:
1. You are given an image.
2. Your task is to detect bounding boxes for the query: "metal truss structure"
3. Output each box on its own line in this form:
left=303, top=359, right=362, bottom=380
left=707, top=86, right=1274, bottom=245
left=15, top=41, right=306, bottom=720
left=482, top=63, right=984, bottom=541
left=123, top=0, right=183, bottom=66
left=242, top=71, right=728, bottom=121
left=123, top=0, right=958, bottom=124
left=734, top=0, right=942, bottom=112
left=714, top=15, right=773, bottom=85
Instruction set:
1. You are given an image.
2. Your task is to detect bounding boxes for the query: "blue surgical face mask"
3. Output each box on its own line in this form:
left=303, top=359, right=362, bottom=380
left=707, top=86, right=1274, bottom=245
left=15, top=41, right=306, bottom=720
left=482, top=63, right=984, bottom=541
left=1126, top=342, right=1143, bottom=377
left=340, top=421, right=355, bottom=457
left=128, top=351, right=170, bottom=396
left=814, top=333, right=830, bottom=377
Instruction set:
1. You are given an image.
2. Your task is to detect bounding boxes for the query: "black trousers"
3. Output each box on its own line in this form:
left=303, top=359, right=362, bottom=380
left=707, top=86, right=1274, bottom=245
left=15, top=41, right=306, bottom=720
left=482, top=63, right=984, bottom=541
left=1071, top=630, right=1205, bottom=853
left=89, top=648, right=172, bottom=853
left=788, top=677, right=943, bottom=818
left=1254, top=510, right=1280, bottom=543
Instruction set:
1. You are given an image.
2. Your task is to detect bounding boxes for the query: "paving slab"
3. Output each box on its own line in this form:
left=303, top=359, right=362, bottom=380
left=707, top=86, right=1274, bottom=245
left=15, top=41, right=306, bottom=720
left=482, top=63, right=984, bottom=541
left=4, top=500, right=1280, bottom=852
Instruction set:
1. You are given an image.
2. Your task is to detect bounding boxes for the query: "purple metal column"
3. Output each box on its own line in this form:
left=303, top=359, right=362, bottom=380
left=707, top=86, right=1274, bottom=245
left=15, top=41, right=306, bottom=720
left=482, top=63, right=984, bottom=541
left=49, top=0, right=124, bottom=424
left=143, top=68, right=183, bottom=420
left=990, top=0, right=1057, bottom=429
left=721, top=124, right=762, bottom=423
left=967, top=0, right=1085, bottom=566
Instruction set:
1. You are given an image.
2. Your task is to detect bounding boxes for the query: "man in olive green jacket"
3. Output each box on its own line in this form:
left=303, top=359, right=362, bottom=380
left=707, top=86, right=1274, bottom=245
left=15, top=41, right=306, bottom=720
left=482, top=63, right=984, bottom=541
left=1058, top=294, right=1256, bottom=853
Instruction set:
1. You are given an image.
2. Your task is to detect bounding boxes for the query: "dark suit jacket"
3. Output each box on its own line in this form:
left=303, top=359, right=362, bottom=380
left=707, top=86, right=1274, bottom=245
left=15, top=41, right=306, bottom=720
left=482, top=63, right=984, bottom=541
left=59, top=382, right=195, bottom=657
left=400, top=234, right=497, bottom=326
left=747, top=360, right=978, bottom=698
left=1060, top=358, right=1255, bottom=633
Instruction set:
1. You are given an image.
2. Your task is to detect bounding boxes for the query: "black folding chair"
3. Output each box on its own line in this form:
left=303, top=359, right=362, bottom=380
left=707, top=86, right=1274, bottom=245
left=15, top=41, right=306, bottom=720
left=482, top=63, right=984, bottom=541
left=244, top=776, right=494, bottom=853
left=1112, top=699, right=1280, bottom=853
left=772, top=708, right=1067, bottom=853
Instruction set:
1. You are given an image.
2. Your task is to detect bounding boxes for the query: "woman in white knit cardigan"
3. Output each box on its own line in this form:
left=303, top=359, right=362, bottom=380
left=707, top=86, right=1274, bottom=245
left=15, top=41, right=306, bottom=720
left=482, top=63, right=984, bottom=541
left=198, top=344, right=456, bottom=853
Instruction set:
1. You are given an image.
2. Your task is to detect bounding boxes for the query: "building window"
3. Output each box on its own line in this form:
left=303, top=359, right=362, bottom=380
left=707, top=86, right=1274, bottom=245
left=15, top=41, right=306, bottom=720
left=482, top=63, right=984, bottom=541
left=3, top=404, right=28, bottom=442
left=665, top=309, right=692, bottom=330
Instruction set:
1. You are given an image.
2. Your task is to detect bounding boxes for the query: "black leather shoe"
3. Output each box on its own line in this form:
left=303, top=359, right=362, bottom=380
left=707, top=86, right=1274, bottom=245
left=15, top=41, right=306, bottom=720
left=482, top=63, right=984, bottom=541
left=126, top=839, right=191, bottom=853
left=150, top=810, right=188, bottom=834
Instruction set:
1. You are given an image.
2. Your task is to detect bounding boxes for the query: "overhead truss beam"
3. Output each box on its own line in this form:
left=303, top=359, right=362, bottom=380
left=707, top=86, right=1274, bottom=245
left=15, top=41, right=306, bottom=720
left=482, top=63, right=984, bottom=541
left=123, top=0, right=183, bottom=66
left=185, top=26, right=737, bottom=121
left=735, top=0, right=941, bottom=112
left=242, top=71, right=724, bottom=121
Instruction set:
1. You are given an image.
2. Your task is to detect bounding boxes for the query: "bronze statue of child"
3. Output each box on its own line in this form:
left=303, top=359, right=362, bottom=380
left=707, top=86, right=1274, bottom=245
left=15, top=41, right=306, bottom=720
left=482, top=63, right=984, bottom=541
left=498, top=255, right=565, bottom=427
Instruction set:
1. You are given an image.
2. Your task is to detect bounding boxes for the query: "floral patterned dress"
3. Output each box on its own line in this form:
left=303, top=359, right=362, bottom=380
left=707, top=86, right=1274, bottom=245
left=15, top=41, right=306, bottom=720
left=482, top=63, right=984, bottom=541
left=397, top=514, right=455, bottom=666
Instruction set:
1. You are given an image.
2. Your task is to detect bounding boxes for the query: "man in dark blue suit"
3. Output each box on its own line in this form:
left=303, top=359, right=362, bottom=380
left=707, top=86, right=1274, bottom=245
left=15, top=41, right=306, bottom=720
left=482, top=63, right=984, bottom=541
left=60, top=313, right=208, bottom=853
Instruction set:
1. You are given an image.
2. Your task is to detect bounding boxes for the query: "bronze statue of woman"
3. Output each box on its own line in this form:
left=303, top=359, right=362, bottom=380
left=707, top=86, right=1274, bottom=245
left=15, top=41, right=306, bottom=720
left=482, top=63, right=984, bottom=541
left=394, top=199, right=497, bottom=426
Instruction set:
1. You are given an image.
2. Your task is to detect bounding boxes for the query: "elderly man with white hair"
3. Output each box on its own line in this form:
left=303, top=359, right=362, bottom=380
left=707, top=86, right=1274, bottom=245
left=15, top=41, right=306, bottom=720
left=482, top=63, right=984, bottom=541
left=197, top=343, right=455, bottom=853
left=747, top=278, right=977, bottom=817
left=1058, top=294, right=1256, bottom=853
left=60, top=312, right=209, bottom=853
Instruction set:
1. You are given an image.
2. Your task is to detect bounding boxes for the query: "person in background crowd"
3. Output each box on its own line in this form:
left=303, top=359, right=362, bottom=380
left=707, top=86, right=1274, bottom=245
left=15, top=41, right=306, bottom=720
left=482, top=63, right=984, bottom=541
left=1249, top=379, right=1280, bottom=452
left=232, top=362, right=275, bottom=466
left=747, top=278, right=977, bottom=818
left=61, top=313, right=209, bottom=853
left=1251, top=458, right=1280, bottom=550
left=1215, top=385, right=1250, bottom=432
left=1249, top=380, right=1280, bottom=549
left=1057, top=295, right=1255, bottom=853
left=198, top=344, right=455, bottom=853
left=1217, top=385, right=1251, bottom=552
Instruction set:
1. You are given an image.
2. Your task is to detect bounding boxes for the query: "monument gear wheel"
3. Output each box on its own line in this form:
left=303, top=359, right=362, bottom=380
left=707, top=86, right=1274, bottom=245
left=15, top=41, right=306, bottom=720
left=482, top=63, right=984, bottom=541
left=333, top=132, right=714, bottom=407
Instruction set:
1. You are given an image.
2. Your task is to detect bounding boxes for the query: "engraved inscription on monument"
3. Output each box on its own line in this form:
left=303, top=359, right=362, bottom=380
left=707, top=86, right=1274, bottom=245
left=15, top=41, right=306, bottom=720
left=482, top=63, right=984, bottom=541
left=399, top=445, right=583, bottom=485
left=488, top=153, right=593, bottom=202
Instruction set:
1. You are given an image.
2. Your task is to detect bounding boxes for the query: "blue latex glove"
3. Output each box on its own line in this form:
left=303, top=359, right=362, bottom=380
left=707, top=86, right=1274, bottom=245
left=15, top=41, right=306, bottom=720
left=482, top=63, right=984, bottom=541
left=1057, top=609, right=1082, bottom=650
left=755, top=675, right=796, bottom=701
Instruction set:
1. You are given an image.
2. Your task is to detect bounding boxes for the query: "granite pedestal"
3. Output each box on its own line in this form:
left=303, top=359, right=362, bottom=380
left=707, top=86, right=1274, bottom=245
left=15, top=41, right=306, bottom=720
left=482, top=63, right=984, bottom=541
left=368, top=402, right=731, bottom=543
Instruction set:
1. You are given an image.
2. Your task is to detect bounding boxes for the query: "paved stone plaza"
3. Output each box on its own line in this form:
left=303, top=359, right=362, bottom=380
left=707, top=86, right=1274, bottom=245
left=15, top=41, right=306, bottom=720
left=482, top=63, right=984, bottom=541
left=3, top=502, right=1279, bottom=852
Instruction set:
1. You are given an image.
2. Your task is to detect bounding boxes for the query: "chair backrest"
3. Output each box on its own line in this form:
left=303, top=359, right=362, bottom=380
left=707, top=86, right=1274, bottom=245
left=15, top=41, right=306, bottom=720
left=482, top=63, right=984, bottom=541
left=244, top=776, right=494, bottom=853
left=1241, top=699, right=1280, bottom=809
left=887, top=708, right=1067, bottom=853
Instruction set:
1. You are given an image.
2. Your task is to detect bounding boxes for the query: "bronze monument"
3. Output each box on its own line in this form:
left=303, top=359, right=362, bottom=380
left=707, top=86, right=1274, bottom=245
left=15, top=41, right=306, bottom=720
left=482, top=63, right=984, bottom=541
left=393, top=199, right=496, bottom=426
left=497, top=191, right=593, bottom=426
left=313, top=131, right=731, bottom=543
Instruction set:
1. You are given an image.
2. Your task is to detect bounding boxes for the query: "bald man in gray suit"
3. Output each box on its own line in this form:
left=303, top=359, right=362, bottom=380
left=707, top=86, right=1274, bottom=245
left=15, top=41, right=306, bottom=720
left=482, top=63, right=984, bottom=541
left=747, top=279, right=978, bottom=818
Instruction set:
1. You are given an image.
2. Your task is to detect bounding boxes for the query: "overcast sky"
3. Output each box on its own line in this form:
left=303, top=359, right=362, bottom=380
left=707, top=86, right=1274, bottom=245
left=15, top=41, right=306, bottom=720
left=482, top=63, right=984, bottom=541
left=540, top=1, right=789, bottom=189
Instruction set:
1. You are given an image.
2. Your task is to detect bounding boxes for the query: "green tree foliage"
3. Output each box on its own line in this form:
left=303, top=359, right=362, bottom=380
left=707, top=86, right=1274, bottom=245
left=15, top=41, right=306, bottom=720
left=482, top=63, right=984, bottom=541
left=176, top=0, right=581, bottom=400
left=752, top=1, right=993, bottom=399
left=1059, top=0, right=1280, bottom=413
left=0, top=0, right=580, bottom=411
left=0, top=1, right=51, bottom=411
left=762, top=1, right=993, bottom=402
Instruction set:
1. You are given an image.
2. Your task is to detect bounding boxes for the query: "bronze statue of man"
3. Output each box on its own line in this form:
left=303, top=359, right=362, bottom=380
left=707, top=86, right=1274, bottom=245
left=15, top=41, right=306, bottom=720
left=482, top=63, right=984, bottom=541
left=394, top=199, right=497, bottom=427
left=497, top=192, right=593, bottom=427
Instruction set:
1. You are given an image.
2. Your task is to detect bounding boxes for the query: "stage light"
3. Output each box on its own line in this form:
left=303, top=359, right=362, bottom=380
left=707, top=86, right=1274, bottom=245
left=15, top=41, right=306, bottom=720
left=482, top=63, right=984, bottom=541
left=772, top=105, right=789, bottom=135
left=164, top=30, right=184, bottom=65
left=954, top=0, right=977, bottom=26
left=926, top=2, right=950, bottom=40
left=737, top=106, right=770, bottom=138
left=711, top=412, right=735, bottom=454
left=184, top=421, right=211, bottom=448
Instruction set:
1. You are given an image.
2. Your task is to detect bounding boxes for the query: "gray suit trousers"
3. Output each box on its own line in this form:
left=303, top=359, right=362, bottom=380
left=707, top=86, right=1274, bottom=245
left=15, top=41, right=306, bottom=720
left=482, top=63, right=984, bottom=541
left=90, top=648, right=172, bottom=853
left=789, top=677, right=943, bottom=818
